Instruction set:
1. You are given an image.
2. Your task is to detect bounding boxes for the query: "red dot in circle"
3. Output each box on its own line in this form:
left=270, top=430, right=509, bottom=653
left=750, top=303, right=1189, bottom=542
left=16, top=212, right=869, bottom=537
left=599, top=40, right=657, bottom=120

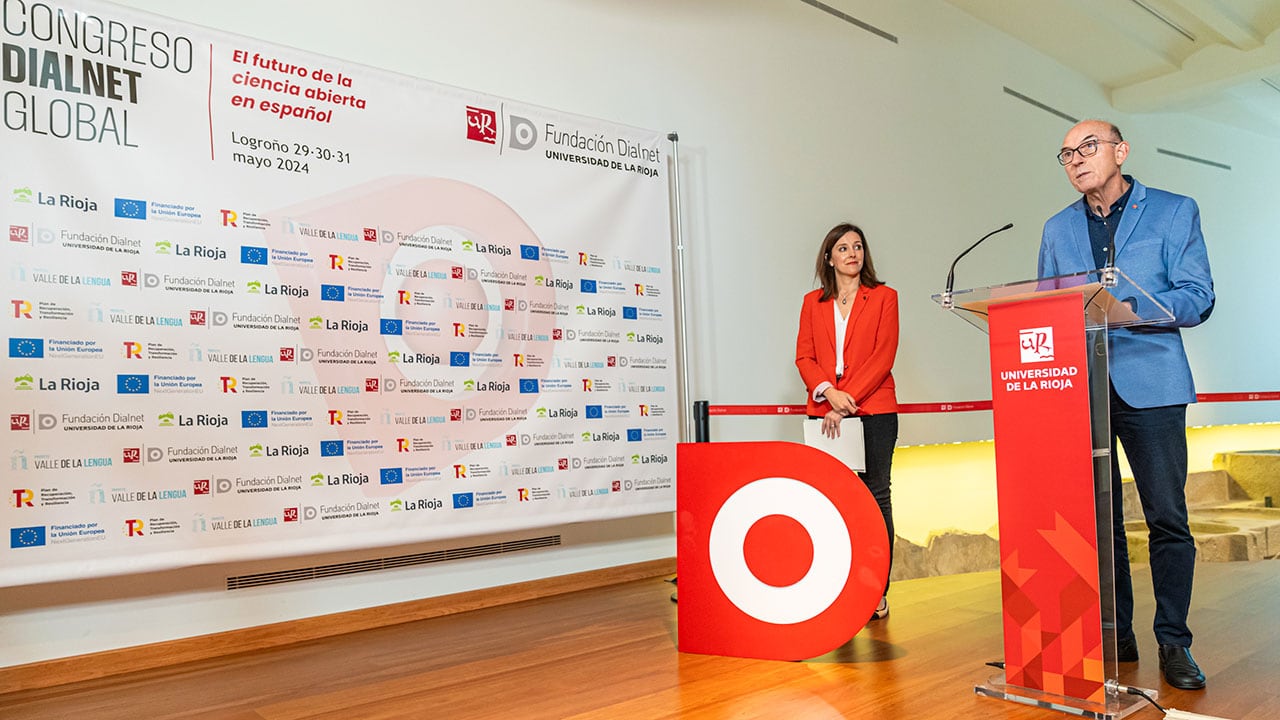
left=742, top=514, right=815, bottom=587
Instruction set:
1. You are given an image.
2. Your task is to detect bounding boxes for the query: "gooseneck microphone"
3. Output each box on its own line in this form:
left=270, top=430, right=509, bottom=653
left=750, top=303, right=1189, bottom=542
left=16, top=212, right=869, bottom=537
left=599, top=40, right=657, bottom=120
left=1096, top=204, right=1118, bottom=287
left=941, top=223, right=1014, bottom=308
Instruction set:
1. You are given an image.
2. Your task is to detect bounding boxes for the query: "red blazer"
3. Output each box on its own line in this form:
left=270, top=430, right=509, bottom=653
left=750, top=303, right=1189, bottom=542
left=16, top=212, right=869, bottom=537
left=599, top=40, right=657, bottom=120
left=795, top=284, right=898, bottom=416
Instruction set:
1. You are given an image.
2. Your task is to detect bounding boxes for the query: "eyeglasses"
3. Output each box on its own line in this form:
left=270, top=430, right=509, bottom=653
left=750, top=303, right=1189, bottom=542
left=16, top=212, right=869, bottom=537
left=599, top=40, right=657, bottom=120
left=1057, top=138, right=1120, bottom=165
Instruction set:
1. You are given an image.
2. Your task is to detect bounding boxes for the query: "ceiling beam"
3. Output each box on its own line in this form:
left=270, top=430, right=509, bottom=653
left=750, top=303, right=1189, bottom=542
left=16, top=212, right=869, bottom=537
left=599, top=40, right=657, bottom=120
left=1112, top=30, right=1280, bottom=111
left=1159, top=0, right=1261, bottom=49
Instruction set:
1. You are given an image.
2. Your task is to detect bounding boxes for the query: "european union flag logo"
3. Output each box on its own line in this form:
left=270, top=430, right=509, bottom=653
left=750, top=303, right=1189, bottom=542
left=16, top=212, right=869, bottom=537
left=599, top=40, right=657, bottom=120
left=114, top=198, right=147, bottom=220
left=585, top=405, right=602, bottom=419
left=519, top=378, right=539, bottom=394
left=627, top=428, right=643, bottom=442
left=240, top=246, right=268, bottom=265
left=321, top=284, right=345, bottom=302
left=10, top=526, right=46, bottom=548
left=520, top=244, right=540, bottom=260
left=579, top=279, right=597, bottom=294
left=450, top=351, right=470, bottom=367
left=241, top=410, right=268, bottom=428
left=622, top=306, right=638, bottom=320
left=380, top=468, right=403, bottom=485
left=380, top=319, right=403, bottom=335
left=9, top=337, right=44, bottom=358
left=320, top=440, right=344, bottom=457
left=117, top=374, right=150, bottom=394
left=453, top=492, right=474, bottom=509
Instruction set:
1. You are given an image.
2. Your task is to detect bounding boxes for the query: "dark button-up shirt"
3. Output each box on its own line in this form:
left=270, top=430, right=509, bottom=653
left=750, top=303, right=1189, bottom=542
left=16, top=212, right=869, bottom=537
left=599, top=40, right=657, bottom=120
left=1082, top=174, right=1135, bottom=270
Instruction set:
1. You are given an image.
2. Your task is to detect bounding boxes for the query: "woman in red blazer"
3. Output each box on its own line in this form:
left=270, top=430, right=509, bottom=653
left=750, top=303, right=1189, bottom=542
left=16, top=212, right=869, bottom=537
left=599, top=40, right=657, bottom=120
left=795, top=222, right=899, bottom=618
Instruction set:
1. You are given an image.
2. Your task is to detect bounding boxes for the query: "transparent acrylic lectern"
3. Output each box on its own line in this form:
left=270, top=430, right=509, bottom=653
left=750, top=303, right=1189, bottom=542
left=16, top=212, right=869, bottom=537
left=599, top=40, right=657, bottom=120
left=933, top=268, right=1174, bottom=719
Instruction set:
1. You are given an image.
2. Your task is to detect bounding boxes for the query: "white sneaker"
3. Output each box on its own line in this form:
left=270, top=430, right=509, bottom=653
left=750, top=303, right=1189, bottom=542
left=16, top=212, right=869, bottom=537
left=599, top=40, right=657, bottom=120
left=872, top=596, right=889, bottom=620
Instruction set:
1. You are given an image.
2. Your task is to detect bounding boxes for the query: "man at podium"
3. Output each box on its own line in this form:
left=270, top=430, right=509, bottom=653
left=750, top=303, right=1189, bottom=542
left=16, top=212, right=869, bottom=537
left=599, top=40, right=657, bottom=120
left=1039, top=120, right=1215, bottom=691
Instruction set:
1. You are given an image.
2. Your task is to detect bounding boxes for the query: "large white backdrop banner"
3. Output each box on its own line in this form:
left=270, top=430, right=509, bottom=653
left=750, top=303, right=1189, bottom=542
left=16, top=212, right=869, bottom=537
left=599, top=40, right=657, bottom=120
left=1, top=0, right=676, bottom=585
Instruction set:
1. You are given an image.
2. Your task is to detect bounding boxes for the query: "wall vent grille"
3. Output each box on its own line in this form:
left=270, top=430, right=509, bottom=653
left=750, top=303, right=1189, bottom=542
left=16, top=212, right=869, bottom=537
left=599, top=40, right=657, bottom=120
left=226, top=535, right=562, bottom=590
left=1002, top=87, right=1078, bottom=124
left=799, top=0, right=898, bottom=44
left=1127, top=0, right=1196, bottom=42
left=1156, top=148, right=1231, bottom=170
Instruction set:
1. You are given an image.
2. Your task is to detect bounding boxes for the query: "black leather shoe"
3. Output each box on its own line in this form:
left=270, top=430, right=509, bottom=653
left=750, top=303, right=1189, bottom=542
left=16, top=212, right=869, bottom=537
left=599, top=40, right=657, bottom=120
left=1116, top=633, right=1139, bottom=662
left=1158, top=644, right=1206, bottom=690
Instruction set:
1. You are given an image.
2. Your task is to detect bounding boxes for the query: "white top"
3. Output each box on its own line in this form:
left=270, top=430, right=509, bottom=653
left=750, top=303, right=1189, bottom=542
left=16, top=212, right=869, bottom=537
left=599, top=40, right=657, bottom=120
left=813, top=292, right=856, bottom=403
left=832, top=298, right=847, bottom=378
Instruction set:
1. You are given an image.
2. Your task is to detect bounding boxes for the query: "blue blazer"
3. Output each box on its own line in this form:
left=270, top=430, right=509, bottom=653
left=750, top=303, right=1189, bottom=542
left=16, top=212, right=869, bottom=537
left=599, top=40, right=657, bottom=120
left=1038, top=178, right=1214, bottom=408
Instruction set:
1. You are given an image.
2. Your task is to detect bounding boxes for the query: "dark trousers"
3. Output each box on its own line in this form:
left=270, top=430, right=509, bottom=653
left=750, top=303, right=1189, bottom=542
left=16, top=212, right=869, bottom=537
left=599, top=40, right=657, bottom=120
left=859, top=413, right=898, bottom=596
left=1110, top=389, right=1195, bottom=647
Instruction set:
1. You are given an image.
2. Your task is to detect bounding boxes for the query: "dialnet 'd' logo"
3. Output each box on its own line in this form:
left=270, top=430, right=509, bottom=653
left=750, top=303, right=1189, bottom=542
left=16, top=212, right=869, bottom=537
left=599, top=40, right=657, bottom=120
left=1019, top=326, right=1054, bottom=363
left=508, top=115, right=536, bottom=150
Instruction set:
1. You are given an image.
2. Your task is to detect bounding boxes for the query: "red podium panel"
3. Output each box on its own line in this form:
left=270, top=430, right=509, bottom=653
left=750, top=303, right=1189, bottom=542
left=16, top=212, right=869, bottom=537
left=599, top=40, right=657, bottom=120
left=989, top=294, right=1103, bottom=702
left=677, top=441, right=888, bottom=661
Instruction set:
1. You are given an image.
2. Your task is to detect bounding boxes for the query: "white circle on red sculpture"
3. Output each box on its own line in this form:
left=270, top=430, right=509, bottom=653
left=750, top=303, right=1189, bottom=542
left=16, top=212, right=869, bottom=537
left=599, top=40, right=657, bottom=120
left=707, top=476, right=852, bottom=625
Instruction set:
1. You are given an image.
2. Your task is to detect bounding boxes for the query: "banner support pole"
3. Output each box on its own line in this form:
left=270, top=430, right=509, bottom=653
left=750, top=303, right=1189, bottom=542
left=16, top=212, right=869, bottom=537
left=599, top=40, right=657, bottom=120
left=668, top=131, right=693, bottom=443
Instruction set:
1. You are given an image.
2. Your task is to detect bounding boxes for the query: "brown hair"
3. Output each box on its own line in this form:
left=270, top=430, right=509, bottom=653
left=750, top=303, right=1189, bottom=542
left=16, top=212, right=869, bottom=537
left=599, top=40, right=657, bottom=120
left=814, top=223, right=883, bottom=301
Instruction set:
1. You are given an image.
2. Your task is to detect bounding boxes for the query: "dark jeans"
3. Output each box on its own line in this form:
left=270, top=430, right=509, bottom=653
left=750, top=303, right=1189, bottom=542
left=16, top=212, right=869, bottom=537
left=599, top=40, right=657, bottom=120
left=859, top=413, right=898, bottom=596
left=1110, top=388, right=1195, bottom=647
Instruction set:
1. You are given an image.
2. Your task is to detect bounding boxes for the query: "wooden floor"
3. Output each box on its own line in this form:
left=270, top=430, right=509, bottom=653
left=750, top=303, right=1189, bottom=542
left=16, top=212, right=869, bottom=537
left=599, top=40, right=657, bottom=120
left=4, top=560, right=1278, bottom=719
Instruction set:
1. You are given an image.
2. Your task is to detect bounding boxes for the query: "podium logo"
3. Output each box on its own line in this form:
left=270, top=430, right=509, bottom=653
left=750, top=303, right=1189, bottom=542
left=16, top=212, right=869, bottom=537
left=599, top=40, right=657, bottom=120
left=1019, top=326, right=1054, bottom=363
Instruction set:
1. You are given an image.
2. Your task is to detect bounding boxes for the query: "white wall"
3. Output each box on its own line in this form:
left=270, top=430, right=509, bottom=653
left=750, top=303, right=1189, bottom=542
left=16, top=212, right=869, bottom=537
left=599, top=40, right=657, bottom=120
left=3, top=0, right=1276, bottom=667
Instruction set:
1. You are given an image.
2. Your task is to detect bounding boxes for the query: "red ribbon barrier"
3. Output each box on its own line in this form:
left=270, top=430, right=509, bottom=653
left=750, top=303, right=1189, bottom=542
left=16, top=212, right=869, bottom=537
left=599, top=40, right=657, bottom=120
left=706, top=393, right=1277, bottom=417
